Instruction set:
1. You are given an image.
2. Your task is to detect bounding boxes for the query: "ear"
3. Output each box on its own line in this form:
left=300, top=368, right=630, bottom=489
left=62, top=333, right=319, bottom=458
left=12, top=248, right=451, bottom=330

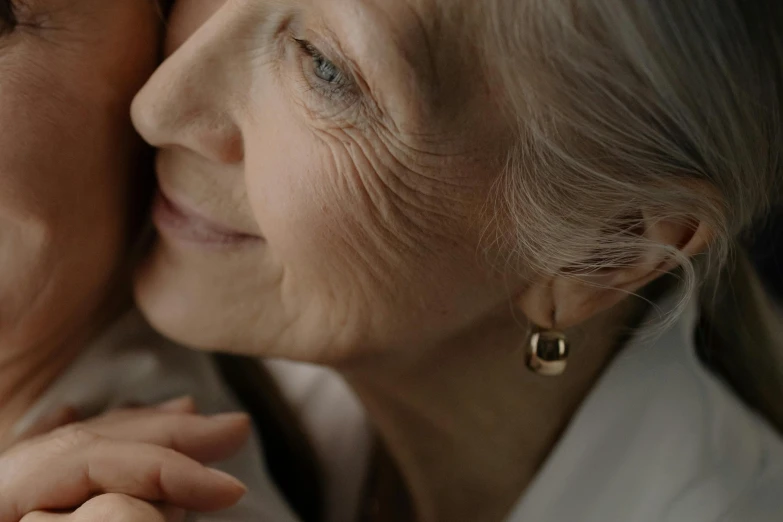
left=517, top=213, right=713, bottom=330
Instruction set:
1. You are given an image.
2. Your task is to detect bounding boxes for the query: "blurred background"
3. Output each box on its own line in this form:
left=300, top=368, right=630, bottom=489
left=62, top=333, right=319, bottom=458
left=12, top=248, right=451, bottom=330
left=750, top=206, right=783, bottom=302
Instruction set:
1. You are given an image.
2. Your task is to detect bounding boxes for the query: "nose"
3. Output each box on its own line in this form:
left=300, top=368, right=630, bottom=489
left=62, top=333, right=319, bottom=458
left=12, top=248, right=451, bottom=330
left=131, top=1, right=243, bottom=165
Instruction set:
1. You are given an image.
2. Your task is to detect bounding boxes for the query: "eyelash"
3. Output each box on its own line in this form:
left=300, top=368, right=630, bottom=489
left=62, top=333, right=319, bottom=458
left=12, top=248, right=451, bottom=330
left=0, top=1, right=41, bottom=35
left=291, top=36, right=357, bottom=105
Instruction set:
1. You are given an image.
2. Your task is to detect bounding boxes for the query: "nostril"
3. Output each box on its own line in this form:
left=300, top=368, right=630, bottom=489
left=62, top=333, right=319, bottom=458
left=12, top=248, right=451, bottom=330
left=216, top=133, right=244, bottom=165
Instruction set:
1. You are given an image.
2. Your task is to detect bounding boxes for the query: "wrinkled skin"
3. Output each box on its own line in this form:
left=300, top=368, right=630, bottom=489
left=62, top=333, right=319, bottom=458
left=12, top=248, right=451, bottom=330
left=132, top=0, right=516, bottom=361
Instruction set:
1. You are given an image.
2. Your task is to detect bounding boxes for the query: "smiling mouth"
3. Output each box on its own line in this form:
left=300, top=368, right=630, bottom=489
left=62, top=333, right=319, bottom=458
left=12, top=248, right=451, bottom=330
left=152, top=190, right=263, bottom=248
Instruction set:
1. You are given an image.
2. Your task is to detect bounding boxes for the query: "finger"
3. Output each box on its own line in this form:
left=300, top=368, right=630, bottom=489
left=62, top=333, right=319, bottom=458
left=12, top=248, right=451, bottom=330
left=1, top=436, right=246, bottom=522
left=20, top=508, right=185, bottom=522
left=75, top=411, right=252, bottom=463
left=20, top=495, right=186, bottom=522
left=11, top=407, right=81, bottom=444
left=12, top=397, right=196, bottom=449
left=156, top=396, right=197, bottom=414
left=73, top=495, right=185, bottom=522
left=19, top=511, right=68, bottom=522
left=92, top=396, right=197, bottom=424
left=112, top=396, right=198, bottom=414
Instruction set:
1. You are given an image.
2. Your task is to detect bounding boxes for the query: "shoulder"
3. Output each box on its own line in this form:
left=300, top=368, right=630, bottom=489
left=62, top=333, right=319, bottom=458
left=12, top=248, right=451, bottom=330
left=507, top=295, right=783, bottom=522
left=716, top=454, right=783, bottom=522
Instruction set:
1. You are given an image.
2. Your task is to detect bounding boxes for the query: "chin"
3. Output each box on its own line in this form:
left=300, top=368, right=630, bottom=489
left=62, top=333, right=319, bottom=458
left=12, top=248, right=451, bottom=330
left=133, top=244, right=233, bottom=352
left=133, top=281, right=215, bottom=352
left=132, top=240, right=291, bottom=358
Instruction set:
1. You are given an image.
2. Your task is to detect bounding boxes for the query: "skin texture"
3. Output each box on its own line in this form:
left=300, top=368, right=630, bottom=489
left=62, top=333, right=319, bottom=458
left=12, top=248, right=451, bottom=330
left=0, top=0, right=160, bottom=436
left=0, top=2, right=245, bottom=520
left=133, top=0, right=709, bottom=361
left=132, top=0, right=515, bottom=361
left=132, top=1, right=712, bottom=520
left=1, top=399, right=250, bottom=522
left=0, top=1, right=281, bottom=520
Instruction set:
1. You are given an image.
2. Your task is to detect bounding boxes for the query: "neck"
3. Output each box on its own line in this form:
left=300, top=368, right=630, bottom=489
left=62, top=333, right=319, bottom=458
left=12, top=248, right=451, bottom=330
left=0, top=283, right=132, bottom=446
left=0, top=330, right=87, bottom=443
left=340, top=299, right=648, bottom=522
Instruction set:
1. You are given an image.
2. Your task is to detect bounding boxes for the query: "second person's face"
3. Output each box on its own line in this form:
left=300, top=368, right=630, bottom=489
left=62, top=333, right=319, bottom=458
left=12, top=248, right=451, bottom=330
left=132, top=0, right=516, bottom=361
left=0, top=0, right=161, bottom=354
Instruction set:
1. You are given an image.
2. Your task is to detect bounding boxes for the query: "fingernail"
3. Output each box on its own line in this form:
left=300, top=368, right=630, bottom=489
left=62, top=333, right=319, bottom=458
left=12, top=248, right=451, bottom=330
left=208, top=468, right=248, bottom=492
left=157, top=396, right=196, bottom=412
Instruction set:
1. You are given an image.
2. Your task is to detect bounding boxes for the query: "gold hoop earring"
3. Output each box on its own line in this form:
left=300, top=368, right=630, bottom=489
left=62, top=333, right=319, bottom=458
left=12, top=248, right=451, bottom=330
left=526, top=329, right=570, bottom=377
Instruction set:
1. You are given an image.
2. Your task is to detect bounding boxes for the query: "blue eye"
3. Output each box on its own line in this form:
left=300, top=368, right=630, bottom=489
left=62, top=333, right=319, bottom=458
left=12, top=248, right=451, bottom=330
left=313, top=53, right=340, bottom=83
left=294, top=38, right=345, bottom=85
left=291, top=36, right=358, bottom=107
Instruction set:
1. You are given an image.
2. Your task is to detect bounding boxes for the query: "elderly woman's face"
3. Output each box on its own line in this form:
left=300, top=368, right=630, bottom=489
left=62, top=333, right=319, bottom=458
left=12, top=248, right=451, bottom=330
left=0, top=1, right=160, bottom=348
left=133, top=0, right=514, bottom=360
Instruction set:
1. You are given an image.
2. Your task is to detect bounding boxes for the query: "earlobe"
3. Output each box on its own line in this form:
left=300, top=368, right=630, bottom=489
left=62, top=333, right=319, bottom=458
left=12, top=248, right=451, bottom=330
left=516, top=278, right=556, bottom=329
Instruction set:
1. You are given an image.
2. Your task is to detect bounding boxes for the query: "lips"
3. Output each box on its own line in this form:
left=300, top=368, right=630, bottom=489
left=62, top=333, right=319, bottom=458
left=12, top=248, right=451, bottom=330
left=152, top=189, right=262, bottom=247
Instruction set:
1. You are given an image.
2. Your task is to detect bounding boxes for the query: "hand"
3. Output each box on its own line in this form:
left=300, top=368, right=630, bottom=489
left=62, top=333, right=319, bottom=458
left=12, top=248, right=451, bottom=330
left=0, top=397, right=251, bottom=522
left=19, top=494, right=187, bottom=522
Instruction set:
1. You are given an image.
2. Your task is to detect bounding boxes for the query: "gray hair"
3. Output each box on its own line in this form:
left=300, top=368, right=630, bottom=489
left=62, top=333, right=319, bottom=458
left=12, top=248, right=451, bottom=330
left=481, top=1, right=783, bottom=426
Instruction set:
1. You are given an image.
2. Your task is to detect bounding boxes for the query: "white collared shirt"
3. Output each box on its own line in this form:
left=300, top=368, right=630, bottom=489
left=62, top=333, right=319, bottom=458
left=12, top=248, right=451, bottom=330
left=506, top=295, right=783, bottom=521
left=272, top=295, right=783, bottom=522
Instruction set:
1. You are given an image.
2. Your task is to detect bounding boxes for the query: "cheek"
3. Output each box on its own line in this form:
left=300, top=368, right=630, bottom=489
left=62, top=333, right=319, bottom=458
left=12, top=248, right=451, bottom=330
left=0, top=70, right=101, bottom=240
left=243, top=87, right=393, bottom=288
left=244, top=119, right=356, bottom=278
left=242, top=86, right=434, bottom=275
left=0, top=75, right=118, bottom=339
left=0, top=0, right=160, bottom=339
left=242, top=95, right=508, bottom=351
